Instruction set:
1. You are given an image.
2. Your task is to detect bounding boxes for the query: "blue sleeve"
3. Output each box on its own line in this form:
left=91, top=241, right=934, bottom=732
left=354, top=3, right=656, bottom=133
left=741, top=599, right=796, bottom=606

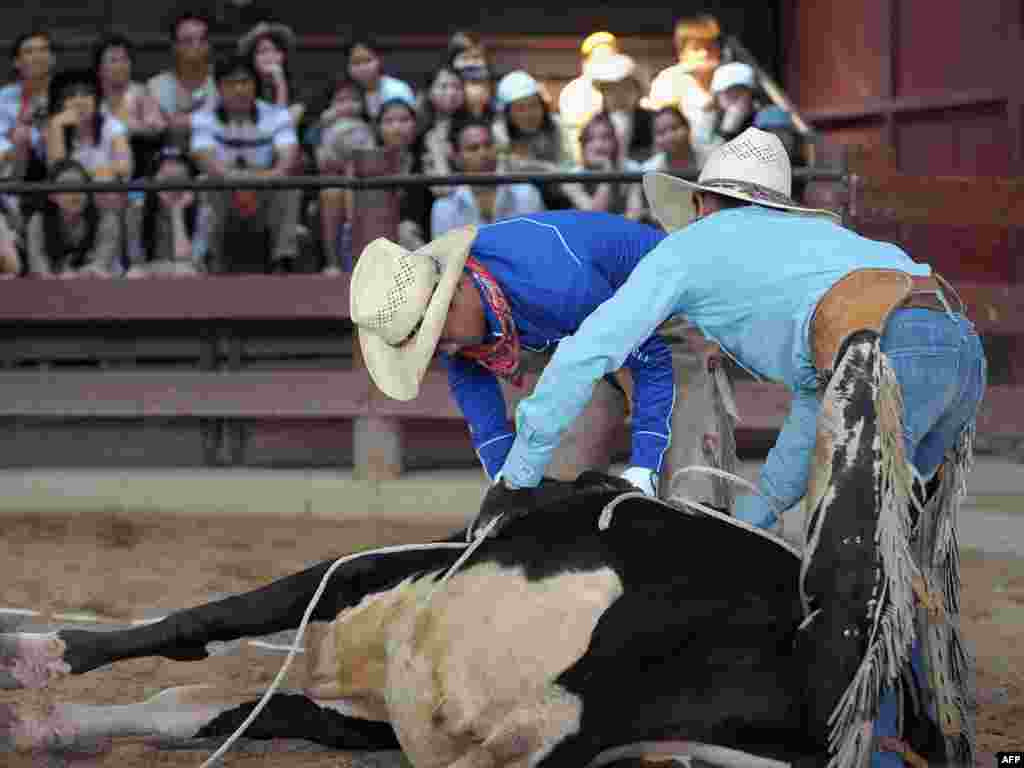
left=734, top=387, right=820, bottom=527
left=501, top=233, right=691, bottom=488
left=442, top=352, right=514, bottom=480
left=622, top=333, right=675, bottom=472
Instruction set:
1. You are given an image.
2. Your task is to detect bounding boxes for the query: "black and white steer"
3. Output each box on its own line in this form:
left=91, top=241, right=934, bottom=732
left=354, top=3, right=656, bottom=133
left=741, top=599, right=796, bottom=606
left=0, top=477, right=947, bottom=767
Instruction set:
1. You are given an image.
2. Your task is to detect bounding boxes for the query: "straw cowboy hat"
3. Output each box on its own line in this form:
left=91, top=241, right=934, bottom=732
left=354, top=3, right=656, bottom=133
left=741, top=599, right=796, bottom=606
left=238, top=21, right=296, bottom=58
left=642, top=127, right=840, bottom=232
left=350, top=226, right=478, bottom=400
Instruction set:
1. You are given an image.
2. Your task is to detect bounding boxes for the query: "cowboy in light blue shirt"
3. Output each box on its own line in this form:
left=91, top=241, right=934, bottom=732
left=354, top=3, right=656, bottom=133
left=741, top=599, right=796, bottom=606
left=474, top=127, right=986, bottom=768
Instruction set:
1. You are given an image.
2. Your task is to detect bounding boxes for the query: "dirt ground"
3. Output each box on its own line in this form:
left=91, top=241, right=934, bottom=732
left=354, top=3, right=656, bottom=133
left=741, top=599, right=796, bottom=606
left=1, top=509, right=1021, bottom=767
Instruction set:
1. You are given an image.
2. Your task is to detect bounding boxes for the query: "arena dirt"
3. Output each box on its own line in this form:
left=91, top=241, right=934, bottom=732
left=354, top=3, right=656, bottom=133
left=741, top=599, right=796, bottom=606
left=1, top=510, right=1020, bottom=766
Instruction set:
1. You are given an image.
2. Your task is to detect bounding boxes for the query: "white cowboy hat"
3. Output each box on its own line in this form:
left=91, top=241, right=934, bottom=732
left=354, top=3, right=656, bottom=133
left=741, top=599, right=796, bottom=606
left=350, top=226, right=478, bottom=401
left=238, top=22, right=297, bottom=57
left=642, top=127, right=840, bottom=232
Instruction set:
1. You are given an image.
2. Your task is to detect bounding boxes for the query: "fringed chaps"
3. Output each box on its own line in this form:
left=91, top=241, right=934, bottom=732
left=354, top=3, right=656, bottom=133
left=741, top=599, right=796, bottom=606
left=798, top=330, right=919, bottom=768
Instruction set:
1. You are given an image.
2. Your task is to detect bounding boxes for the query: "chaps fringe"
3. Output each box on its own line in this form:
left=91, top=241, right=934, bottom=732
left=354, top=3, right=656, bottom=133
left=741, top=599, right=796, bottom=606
left=825, top=346, right=920, bottom=768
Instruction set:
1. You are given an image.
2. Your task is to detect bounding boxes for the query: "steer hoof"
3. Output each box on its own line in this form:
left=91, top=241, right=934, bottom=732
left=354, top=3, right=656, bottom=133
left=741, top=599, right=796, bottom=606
left=0, top=702, right=109, bottom=755
left=0, top=632, right=71, bottom=690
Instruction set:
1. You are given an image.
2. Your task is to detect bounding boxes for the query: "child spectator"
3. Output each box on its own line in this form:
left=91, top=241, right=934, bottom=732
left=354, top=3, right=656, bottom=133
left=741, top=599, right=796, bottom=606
left=627, top=105, right=696, bottom=222
left=126, top=148, right=210, bottom=277
left=375, top=96, right=432, bottom=250
left=238, top=21, right=306, bottom=130
left=93, top=35, right=166, bottom=180
left=561, top=111, right=642, bottom=218
left=25, top=159, right=119, bottom=277
left=343, top=37, right=414, bottom=121
left=431, top=115, right=543, bottom=235
left=315, top=75, right=375, bottom=273
left=497, top=70, right=574, bottom=171
left=191, top=54, right=300, bottom=274
left=709, top=62, right=761, bottom=143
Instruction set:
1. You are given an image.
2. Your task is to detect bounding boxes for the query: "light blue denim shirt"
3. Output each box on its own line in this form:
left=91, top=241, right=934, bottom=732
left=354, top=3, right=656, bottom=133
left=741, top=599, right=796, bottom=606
left=499, top=205, right=931, bottom=518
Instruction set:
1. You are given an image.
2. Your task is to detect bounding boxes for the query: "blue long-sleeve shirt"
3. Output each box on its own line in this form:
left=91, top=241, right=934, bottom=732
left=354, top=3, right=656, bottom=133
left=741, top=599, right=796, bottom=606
left=500, top=206, right=931, bottom=519
left=441, top=211, right=673, bottom=479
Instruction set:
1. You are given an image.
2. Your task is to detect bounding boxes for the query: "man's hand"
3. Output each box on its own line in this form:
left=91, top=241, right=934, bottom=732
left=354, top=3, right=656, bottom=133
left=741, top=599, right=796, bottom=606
left=619, top=466, right=658, bottom=496
left=468, top=478, right=537, bottom=541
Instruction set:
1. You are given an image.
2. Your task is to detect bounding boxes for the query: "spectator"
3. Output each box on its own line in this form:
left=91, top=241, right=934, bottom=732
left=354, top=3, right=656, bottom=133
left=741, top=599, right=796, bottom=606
left=314, top=75, right=375, bottom=273
left=46, top=68, right=133, bottom=184
left=561, top=111, right=642, bottom=218
left=753, top=106, right=808, bottom=199
left=375, top=96, right=432, bottom=250
left=191, top=54, right=300, bottom=274
left=343, top=37, right=414, bottom=121
left=0, top=30, right=53, bottom=183
left=496, top=70, right=573, bottom=171
left=126, top=148, right=210, bottom=277
left=0, top=206, right=19, bottom=276
left=585, top=52, right=654, bottom=163
left=147, top=9, right=217, bottom=151
left=446, top=31, right=497, bottom=126
left=627, top=105, right=696, bottom=222
left=24, top=158, right=119, bottom=278
left=647, top=14, right=723, bottom=161
left=558, top=31, right=618, bottom=145
left=431, top=115, right=543, bottom=235
left=709, top=62, right=761, bottom=143
left=0, top=30, right=55, bottom=222
left=238, top=21, right=306, bottom=129
left=93, top=35, right=166, bottom=180
left=419, top=65, right=466, bottom=184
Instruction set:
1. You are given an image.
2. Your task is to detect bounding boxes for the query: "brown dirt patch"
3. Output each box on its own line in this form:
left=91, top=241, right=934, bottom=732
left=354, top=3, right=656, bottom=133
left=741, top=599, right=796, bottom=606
left=0, top=512, right=1020, bottom=766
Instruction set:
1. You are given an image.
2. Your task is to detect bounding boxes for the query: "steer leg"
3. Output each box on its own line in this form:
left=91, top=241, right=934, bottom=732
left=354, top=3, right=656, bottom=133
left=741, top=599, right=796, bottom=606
left=0, top=685, right=399, bottom=755
left=0, top=546, right=463, bottom=688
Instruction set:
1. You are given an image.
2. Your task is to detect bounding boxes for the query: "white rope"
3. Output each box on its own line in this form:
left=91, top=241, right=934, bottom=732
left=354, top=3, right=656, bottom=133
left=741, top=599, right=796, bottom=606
left=197, top=539, right=473, bottom=768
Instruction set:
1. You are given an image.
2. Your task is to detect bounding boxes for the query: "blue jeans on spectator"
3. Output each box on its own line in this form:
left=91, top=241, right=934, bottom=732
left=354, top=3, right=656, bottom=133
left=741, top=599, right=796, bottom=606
left=873, top=307, right=987, bottom=766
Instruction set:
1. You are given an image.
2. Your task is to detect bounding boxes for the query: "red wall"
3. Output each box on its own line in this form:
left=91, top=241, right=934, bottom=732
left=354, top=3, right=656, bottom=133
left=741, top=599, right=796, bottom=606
left=783, top=0, right=1023, bottom=283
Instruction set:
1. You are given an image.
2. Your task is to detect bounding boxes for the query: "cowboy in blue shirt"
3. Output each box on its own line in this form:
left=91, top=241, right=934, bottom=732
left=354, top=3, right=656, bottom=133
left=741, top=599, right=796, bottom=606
left=349, top=211, right=729, bottom=500
left=471, top=128, right=984, bottom=768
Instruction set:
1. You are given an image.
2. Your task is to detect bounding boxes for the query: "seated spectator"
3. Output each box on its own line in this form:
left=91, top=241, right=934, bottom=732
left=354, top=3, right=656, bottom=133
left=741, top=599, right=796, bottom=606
left=238, top=21, right=306, bottom=130
left=375, top=96, right=433, bottom=250
left=558, top=31, right=618, bottom=148
left=647, top=14, right=722, bottom=161
left=147, top=9, right=217, bottom=151
left=419, top=65, right=466, bottom=184
left=0, top=205, right=20, bottom=276
left=24, top=159, right=119, bottom=278
left=561, top=111, right=642, bottom=218
left=46, top=68, right=133, bottom=189
left=0, top=30, right=56, bottom=220
left=93, top=35, right=166, bottom=181
left=496, top=70, right=574, bottom=171
left=314, top=75, right=375, bottom=273
left=585, top=52, right=654, bottom=163
left=446, top=31, right=498, bottom=127
left=191, top=54, right=300, bottom=274
left=343, top=37, right=414, bottom=121
left=126, top=148, right=210, bottom=277
left=627, top=105, right=696, bottom=221
left=709, top=62, right=761, bottom=143
left=430, top=115, right=543, bottom=235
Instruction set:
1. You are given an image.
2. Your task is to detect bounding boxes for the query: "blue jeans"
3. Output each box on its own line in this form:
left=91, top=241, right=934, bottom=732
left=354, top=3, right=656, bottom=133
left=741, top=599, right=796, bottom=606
left=873, top=307, right=987, bottom=766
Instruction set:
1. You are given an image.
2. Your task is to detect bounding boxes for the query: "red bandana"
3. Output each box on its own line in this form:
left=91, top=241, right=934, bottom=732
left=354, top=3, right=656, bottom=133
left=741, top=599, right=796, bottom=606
left=458, top=257, right=524, bottom=387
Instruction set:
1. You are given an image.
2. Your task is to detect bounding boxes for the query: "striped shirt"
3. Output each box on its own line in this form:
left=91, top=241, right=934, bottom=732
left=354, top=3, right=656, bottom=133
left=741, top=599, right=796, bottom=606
left=190, top=100, right=297, bottom=170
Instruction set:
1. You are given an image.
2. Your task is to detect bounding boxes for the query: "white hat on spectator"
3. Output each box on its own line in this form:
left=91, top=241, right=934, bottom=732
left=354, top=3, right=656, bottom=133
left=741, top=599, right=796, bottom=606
left=710, top=62, right=756, bottom=94
left=583, top=52, right=636, bottom=84
left=642, top=127, right=840, bottom=231
left=497, top=70, right=540, bottom=106
left=238, top=21, right=296, bottom=57
left=351, top=226, right=478, bottom=401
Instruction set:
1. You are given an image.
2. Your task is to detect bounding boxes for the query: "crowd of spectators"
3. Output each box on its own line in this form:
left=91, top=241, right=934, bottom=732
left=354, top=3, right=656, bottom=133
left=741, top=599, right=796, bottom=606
left=0, top=11, right=805, bottom=278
